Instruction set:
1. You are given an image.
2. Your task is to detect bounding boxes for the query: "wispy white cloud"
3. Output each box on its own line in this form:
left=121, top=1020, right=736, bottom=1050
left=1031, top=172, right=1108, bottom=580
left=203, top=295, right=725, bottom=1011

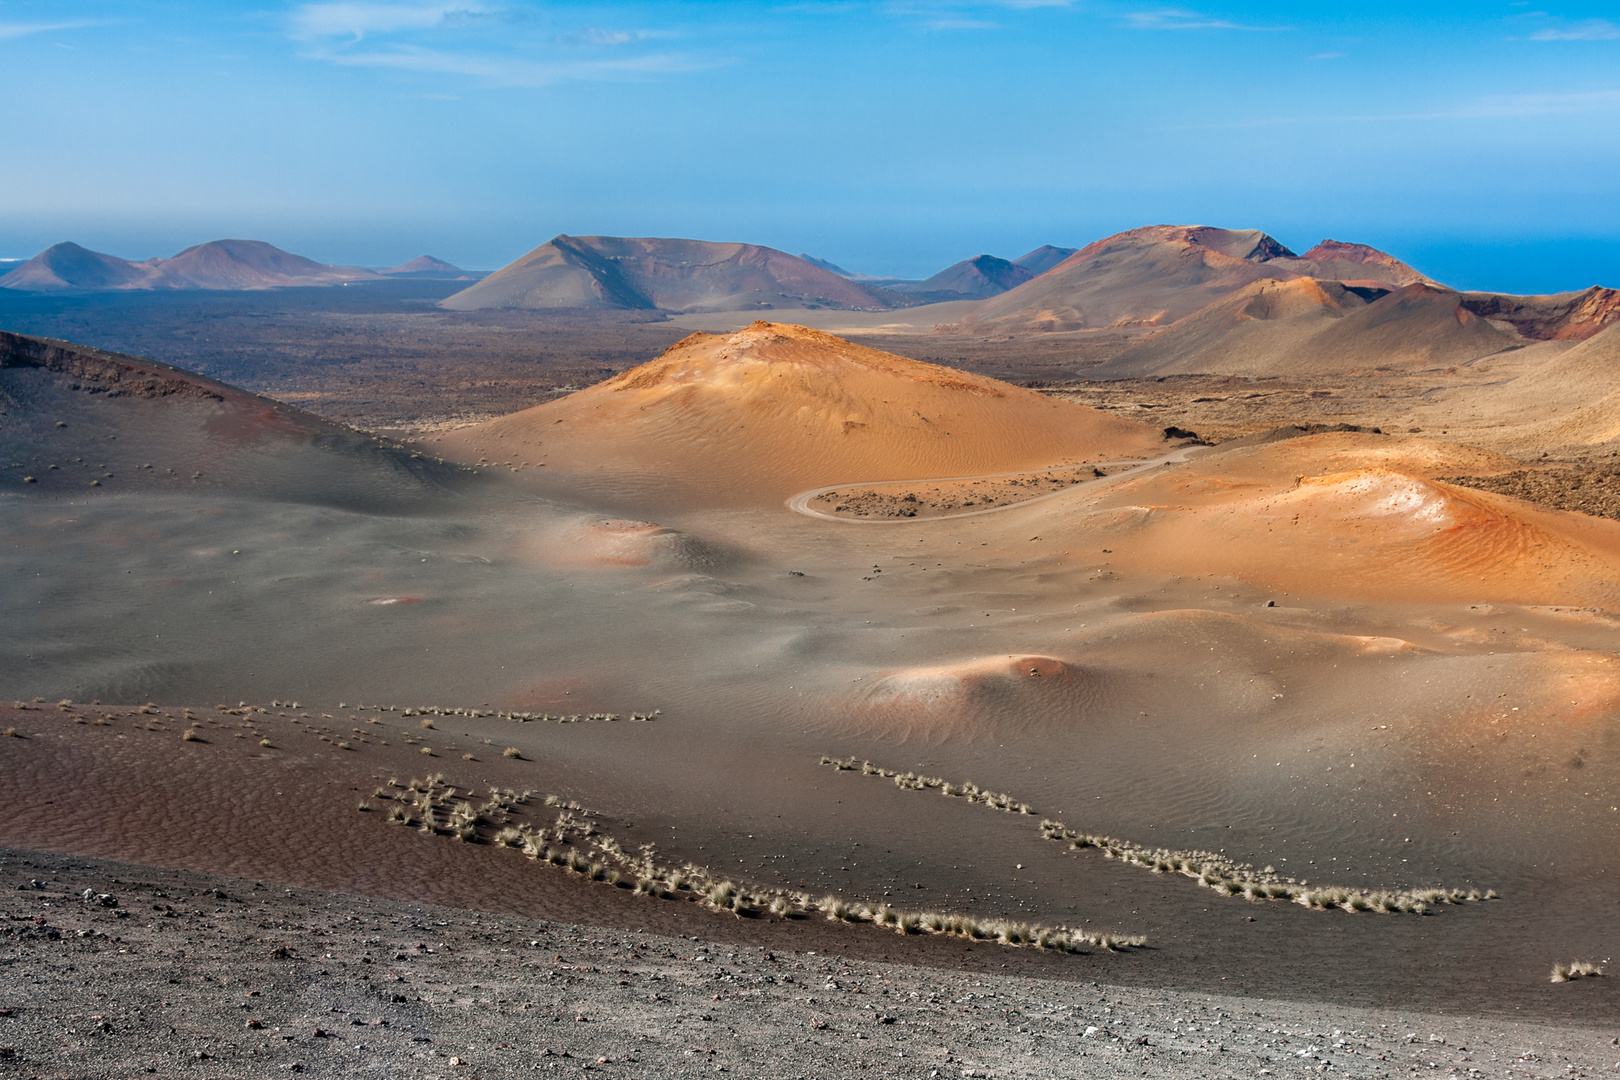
left=1122, top=8, right=1290, bottom=31
left=553, top=27, right=643, bottom=47
left=771, top=1, right=865, bottom=11
left=1308, top=51, right=1344, bottom=60
left=289, top=2, right=514, bottom=42
left=310, top=42, right=716, bottom=87
left=289, top=2, right=708, bottom=87
left=0, top=19, right=100, bottom=40
left=1530, top=18, right=1620, bottom=41
left=920, top=16, right=1000, bottom=29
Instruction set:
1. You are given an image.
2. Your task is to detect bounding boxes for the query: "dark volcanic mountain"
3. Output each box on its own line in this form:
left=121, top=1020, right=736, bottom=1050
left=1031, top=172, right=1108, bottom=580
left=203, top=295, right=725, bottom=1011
left=441, top=235, right=900, bottom=313
left=886, top=254, right=1035, bottom=300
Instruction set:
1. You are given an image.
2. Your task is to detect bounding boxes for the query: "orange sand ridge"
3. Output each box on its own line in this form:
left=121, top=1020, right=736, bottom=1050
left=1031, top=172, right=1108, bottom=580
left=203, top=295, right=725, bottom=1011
left=1034, top=432, right=1620, bottom=607
left=437, top=322, right=1162, bottom=504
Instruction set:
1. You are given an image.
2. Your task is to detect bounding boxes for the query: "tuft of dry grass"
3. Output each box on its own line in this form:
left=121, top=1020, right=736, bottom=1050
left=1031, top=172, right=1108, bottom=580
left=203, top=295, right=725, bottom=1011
left=821, top=754, right=1034, bottom=814
left=1039, top=817, right=1496, bottom=918
left=1551, top=961, right=1605, bottom=983
left=503, top=746, right=522, bottom=759
left=379, top=772, right=1136, bottom=956
left=181, top=728, right=200, bottom=742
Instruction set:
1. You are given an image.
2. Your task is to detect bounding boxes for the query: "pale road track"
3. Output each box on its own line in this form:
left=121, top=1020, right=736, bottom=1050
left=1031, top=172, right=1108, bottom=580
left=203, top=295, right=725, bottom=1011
left=785, top=443, right=1204, bottom=524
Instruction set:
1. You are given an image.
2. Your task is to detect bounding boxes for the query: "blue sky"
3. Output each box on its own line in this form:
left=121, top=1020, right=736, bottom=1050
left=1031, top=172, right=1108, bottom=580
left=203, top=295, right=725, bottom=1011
left=2, top=1, right=1618, bottom=291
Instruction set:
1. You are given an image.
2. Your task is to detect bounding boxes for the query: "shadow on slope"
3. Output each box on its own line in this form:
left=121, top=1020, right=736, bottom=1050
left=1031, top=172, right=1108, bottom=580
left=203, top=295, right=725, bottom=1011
left=0, top=331, right=478, bottom=511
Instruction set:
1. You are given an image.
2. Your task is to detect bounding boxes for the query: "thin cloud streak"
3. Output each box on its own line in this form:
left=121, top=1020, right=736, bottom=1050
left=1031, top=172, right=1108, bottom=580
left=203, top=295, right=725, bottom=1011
left=303, top=43, right=719, bottom=87
left=554, top=27, right=643, bottom=46
left=1122, top=8, right=1290, bottom=31
left=289, top=2, right=505, bottom=42
left=1530, top=19, right=1620, bottom=41
left=920, top=17, right=1001, bottom=30
left=0, top=20, right=101, bottom=40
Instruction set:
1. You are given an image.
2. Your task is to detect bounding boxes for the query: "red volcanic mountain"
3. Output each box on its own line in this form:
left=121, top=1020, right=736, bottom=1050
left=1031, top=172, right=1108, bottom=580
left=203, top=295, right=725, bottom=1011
left=948, top=225, right=1431, bottom=333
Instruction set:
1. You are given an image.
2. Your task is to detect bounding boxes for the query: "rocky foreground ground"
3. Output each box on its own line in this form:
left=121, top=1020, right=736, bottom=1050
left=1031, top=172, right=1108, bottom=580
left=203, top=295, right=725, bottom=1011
left=2, top=850, right=1617, bottom=1079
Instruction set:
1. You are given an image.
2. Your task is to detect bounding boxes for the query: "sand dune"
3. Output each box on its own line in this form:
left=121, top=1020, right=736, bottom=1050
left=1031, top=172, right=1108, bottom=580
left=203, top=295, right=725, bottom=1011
left=843, top=654, right=1101, bottom=742
left=440, top=235, right=899, bottom=312
left=436, top=322, right=1162, bottom=504
left=1047, top=432, right=1620, bottom=606
left=512, top=515, right=732, bottom=571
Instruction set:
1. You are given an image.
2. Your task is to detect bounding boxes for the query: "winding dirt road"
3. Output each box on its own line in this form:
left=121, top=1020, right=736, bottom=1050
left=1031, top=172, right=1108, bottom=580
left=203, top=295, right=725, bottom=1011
left=785, top=443, right=1203, bottom=524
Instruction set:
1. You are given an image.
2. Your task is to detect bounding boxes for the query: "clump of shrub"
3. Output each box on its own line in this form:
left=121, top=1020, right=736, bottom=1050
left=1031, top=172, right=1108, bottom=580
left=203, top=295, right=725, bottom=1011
left=376, top=771, right=1143, bottom=955
left=1551, top=961, right=1604, bottom=983
left=820, top=754, right=1034, bottom=814
left=1039, top=818, right=1499, bottom=916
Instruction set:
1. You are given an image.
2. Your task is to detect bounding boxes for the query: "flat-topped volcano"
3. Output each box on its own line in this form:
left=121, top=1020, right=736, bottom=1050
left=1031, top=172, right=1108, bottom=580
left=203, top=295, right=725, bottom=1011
left=435, top=321, right=1162, bottom=503
left=439, top=236, right=900, bottom=313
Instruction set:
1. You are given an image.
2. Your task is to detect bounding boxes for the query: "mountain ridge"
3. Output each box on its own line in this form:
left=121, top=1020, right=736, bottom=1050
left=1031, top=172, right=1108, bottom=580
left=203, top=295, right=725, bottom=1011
left=0, top=239, right=380, bottom=291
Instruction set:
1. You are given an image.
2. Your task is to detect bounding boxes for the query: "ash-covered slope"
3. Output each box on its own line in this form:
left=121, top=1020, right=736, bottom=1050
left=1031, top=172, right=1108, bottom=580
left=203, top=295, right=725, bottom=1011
left=1106, top=279, right=1521, bottom=376
left=1105, top=278, right=1620, bottom=379
left=440, top=236, right=901, bottom=313
left=0, top=331, right=470, bottom=509
left=435, top=321, right=1160, bottom=504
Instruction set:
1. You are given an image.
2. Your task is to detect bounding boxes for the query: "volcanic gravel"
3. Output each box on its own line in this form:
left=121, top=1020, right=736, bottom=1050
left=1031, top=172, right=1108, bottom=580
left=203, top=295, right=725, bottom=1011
left=3, top=851, right=1617, bottom=1079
